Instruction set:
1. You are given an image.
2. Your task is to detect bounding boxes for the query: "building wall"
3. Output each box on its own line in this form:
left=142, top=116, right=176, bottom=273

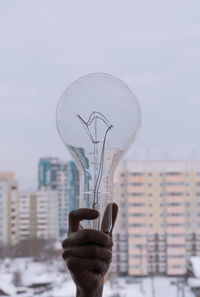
left=113, top=160, right=200, bottom=276
left=38, top=158, right=79, bottom=238
left=19, top=190, right=59, bottom=241
left=0, top=173, right=19, bottom=245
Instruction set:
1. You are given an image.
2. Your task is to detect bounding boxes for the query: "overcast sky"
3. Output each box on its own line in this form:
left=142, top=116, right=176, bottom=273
left=0, top=0, right=200, bottom=189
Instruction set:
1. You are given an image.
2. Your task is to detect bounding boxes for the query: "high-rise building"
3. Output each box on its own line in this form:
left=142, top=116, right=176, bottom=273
left=18, top=190, right=59, bottom=240
left=67, top=161, right=80, bottom=213
left=113, top=160, right=200, bottom=276
left=0, top=172, right=19, bottom=245
left=38, top=158, right=79, bottom=237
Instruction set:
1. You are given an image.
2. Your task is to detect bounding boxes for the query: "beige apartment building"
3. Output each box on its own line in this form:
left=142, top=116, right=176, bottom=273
left=0, top=171, right=59, bottom=245
left=113, top=160, right=200, bottom=276
left=19, top=190, right=59, bottom=241
left=0, top=172, right=19, bottom=245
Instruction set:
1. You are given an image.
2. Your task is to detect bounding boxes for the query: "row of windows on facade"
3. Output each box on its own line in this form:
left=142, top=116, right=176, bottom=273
left=130, top=264, right=185, bottom=269
left=120, top=172, right=200, bottom=177
left=128, top=223, right=197, bottom=227
left=121, top=182, right=200, bottom=187
left=128, top=243, right=199, bottom=248
left=128, top=202, right=197, bottom=207
left=124, top=192, right=200, bottom=197
left=128, top=233, right=200, bottom=239
left=128, top=213, right=186, bottom=217
left=129, top=254, right=186, bottom=259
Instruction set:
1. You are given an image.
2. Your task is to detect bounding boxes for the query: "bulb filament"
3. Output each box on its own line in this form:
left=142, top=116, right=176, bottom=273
left=77, top=111, right=113, bottom=210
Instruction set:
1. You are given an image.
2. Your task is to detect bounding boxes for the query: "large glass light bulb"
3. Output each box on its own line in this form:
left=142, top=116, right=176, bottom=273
left=56, top=73, right=141, bottom=232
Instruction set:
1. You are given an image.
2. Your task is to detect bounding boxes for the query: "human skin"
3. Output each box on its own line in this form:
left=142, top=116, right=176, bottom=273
left=62, top=203, right=118, bottom=297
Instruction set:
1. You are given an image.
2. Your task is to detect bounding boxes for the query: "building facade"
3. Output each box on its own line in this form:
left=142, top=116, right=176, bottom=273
left=113, top=160, right=200, bottom=276
left=38, top=158, right=79, bottom=237
left=18, top=190, right=59, bottom=241
left=0, top=173, right=19, bottom=245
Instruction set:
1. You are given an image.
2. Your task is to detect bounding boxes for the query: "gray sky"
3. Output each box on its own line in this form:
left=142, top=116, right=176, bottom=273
left=0, top=0, right=200, bottom=189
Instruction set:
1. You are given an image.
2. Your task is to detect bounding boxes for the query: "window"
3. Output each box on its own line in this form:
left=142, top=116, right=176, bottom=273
left=129, top=223, right=146, bottom=227
left=130, top=234, right=145, bottom=238
left=130, top=193, right=145, bottom=197
left=166, top=172, right=182, bottom=176
left=167, top=223, right=185, bottom=227
left=166, top=192, right=183, bottom=196
left=129, top=203, right=145, bottom=207
left=167, top=213, right=184, bottom=217
left=129, top=182, right=144, bottom=186
left=129, top=213, right=145, bottom=217
left=131, top=172, right=144, bottom=176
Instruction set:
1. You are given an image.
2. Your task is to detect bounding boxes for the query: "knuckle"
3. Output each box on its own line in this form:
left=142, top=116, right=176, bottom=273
left=62, top=248, right=71, bottom=260
left=106, top=249, right=112, bottom=260
left=101, top=231, right=110, bottom=246
left=66, top=257, right=78, bottom=271
left=61, top=238, right=68, bottom=249
left=66, top=258, right=74, bottom=271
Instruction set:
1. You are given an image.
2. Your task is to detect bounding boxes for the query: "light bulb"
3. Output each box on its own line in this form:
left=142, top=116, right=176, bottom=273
left=56, top=73, right=141, bottom=232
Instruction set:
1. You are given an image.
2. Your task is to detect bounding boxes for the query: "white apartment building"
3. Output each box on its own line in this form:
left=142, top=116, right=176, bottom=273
left=113, top=160, right=200, bottom=276
left=0, top=173, right=19, bottom=245
left=38, top=158, right=79, bottom=238
left=19, top=190, right=59, bottom=241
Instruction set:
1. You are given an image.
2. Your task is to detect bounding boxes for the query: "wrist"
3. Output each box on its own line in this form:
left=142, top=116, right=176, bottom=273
left=76, top=284, right=103, bottom=297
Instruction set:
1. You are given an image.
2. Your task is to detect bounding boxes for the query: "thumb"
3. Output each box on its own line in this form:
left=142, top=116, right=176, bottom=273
left=101, top=203, right=118, bottom=237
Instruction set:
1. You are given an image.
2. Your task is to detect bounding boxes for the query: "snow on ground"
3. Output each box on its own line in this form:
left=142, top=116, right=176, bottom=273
left=189, top=257, right=200, bottom=278
left=0, top=258, right=196, bottom=297
left=103, top=277, right=195, bottom=297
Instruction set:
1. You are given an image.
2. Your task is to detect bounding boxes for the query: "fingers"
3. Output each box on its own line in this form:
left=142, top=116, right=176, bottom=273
left=62, top=244, right=112, bottom=263
left=62, top=229, right=112, bottom=249
left=68, top=208, right=99, bottom=234
left=66, top=257, right=107, bottom=274
left=110, top=203, right=118, bottom=236
left=101, top=203, right=118, bottom=237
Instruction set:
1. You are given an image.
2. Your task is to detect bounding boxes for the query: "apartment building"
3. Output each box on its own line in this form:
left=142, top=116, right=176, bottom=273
left=113, top=160, right=200, bottom=276
left=38, top=158, right=79, bottom=238
left=18, top=190, right=59, bottom=241
left=0, top=172, right=19, bottom=245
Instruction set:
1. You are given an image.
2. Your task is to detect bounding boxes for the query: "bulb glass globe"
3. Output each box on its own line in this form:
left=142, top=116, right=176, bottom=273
left=56, top=73, right=141, bottom=232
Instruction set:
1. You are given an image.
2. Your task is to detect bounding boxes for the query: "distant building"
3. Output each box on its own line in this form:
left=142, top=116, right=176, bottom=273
left=67, top=161, right=79, bottom=213
left=38, top=158, right=79, bottom=237
left=18, top=190, right=59, bottom=240
left=0, top=172, right=19, bottom=245
left=113, top=160, right=200, bottom=276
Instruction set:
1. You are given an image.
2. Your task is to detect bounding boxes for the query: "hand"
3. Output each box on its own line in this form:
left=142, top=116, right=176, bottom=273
left=62, top=203, right=118, bottom=297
